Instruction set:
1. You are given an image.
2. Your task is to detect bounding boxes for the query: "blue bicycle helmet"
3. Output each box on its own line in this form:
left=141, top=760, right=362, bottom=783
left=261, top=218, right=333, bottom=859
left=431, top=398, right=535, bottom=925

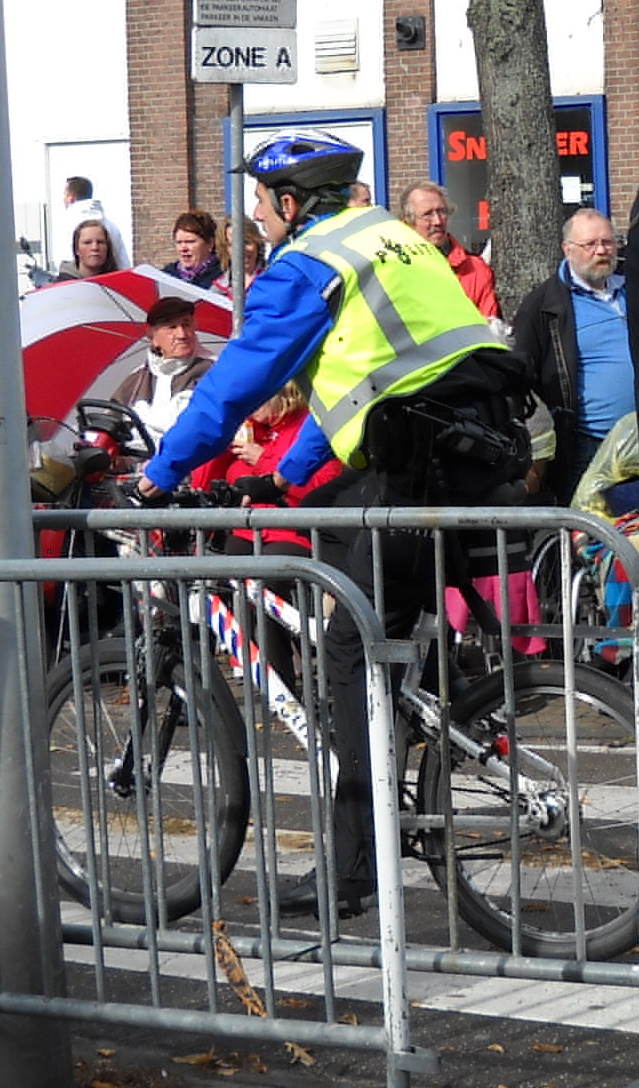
left=243, top=129, right=363, bottom=192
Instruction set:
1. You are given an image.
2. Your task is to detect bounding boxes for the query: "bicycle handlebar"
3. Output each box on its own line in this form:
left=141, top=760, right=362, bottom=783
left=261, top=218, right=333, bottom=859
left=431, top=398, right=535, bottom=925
left=119, top=478, right=245, bottom=510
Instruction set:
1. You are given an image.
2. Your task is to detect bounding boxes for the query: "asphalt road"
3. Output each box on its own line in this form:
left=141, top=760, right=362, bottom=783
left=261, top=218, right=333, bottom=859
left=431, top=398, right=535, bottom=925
left=68, top=958, right=639, bottom=1088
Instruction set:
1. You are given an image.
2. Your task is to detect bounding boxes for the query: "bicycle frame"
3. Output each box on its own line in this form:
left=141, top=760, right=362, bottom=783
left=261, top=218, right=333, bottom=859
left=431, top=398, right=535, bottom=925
left=183, top=566, right=567, bottom=842
left=190, top=576, right=339, bottom=783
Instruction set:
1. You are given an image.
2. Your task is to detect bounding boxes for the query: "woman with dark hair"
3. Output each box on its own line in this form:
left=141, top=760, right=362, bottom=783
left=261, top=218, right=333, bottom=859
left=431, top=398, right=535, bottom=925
left=162, top=210, right=221, bottom=288
left=57, top=219, right=119, bottom=280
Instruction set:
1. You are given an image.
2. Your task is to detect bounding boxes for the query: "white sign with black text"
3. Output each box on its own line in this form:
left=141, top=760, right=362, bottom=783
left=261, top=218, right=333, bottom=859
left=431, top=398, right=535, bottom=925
left=194, top=0, right=296, bottom=28
left=192, top=26, right=297, bottom=83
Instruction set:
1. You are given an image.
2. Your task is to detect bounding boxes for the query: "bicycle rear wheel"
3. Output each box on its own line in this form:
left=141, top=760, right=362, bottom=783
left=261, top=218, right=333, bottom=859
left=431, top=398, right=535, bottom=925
left=417, top=660, right=637, bottom=959
left=530, top=531, right=566, bottom=659
left=530, top=530, right=603, bottom=664
left=48, top=637, right=250, bottom=924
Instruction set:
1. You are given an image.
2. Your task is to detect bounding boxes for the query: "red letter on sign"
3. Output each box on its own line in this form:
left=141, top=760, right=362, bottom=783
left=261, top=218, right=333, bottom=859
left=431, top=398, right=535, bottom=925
left=467, top=136, right=487, bottom=160
left=569, top=131, right=588, bottom=155
left=556, top=131, right=568, bottom=156
left=478, top=200, right=490, bottom=231
left=448, top=130, right=467, bottom=161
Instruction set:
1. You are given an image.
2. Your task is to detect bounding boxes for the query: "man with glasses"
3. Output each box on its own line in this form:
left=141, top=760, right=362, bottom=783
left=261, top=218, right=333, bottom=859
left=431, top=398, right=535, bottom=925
left=513, top=208, right=633, bottom=503
left=399, top=180, right=500, bottom=318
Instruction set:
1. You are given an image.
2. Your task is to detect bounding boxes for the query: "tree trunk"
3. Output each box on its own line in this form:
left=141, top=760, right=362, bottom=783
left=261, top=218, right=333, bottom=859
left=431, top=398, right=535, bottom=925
left=466, top=0, right=563, bottom=323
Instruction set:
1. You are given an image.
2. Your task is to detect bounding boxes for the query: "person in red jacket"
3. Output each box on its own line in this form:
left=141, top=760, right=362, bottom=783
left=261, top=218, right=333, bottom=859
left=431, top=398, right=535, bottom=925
left=399, top=180, right=500, bottom=318
left=214, top=381, right=342, bottom=691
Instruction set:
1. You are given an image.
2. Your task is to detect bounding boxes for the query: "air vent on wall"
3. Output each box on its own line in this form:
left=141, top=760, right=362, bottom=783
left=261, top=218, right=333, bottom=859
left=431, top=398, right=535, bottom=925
left=315, top=20, right=359, bottom=74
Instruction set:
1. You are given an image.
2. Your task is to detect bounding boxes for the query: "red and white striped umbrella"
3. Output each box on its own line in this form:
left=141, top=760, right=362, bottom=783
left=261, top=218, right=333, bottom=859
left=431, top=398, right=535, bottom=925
left=21, top=264, right=233, bottom=426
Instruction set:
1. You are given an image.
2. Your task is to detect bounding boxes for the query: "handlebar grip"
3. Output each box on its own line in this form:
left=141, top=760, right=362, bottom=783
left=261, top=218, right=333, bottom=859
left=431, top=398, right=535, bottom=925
left=121, top=480, right=172, bottom=508
left=204, top=480, right=244, bottom=508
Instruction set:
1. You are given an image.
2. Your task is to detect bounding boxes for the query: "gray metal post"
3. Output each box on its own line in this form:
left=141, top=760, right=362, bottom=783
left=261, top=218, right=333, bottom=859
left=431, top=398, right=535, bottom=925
left=229, top=84, right=246, bottom=336
left=0, top=1, right=73, bottom=1083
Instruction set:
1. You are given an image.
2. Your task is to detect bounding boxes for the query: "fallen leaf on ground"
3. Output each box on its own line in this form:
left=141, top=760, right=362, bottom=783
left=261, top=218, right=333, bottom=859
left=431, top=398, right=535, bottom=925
left=488, top=1043, right=506, bottom=1053
left=339, top=1012, right=359, bottom=1025
left=276, top=830, right=314, bottom=850
left=533, top=1042, right=564, bottom=1053
left=172, top=1048, right=217, bottom=1066
left=284, top=1041, right=316, bottom=1067
left=96, top=1049, right=115, bottom=1058
left=213, top=920, right=267, bottom=1018
left=278, top=996, right=315, bottom=1009
left=248, top=1054, right=267, bottom=1073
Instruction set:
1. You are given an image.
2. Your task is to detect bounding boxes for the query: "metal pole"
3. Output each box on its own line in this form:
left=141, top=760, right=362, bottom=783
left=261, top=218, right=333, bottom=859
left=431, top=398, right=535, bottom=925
left=229, top=84, right=246, bottom=336
left=0, top=1, right=73, bottom=1082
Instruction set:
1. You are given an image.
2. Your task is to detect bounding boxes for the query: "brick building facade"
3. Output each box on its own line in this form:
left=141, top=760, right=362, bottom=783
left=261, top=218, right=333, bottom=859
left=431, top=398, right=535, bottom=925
left=126, top=0, right=229, bottom=267
left=603, top=0, right=639, bottom=225
left=382, top=0, right=435, bottom=217
left=126, top=1, right=639, bottom=266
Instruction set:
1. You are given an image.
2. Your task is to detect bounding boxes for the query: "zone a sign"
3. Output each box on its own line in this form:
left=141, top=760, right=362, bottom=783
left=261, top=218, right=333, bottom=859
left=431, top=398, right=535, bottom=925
left=192, top=0, right=297, bottom=82
left=192, top=26, right=297, bottom=83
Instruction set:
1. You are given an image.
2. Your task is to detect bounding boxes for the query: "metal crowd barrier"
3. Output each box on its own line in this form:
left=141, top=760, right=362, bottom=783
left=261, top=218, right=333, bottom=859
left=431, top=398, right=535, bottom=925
left=0, top=503, right=637, bottom=1088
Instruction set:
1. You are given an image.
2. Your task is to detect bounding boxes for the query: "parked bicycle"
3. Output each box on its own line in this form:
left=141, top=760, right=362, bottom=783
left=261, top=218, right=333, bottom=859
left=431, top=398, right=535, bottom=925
left=41, top=400, right=638, bottom=958
left=35, top=401, right=250, bottom=925
left=530, top=528, right=622, bottom=669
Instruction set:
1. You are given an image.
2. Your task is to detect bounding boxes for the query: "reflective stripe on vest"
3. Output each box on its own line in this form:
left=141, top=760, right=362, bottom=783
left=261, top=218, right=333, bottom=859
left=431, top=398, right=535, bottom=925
left=280, top=207, right=503, bottom=463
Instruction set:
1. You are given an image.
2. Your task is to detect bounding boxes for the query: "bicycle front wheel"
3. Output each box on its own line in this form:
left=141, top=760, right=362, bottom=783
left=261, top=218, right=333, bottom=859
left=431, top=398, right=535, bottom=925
left=48, top=637, right=250, bottom=924
left=418, top=660, right=637, bottom=959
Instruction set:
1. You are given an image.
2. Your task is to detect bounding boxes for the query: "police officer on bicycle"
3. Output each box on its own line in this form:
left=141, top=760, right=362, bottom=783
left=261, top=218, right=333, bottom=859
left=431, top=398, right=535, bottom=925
left=137, top=129, right=532, bottom=916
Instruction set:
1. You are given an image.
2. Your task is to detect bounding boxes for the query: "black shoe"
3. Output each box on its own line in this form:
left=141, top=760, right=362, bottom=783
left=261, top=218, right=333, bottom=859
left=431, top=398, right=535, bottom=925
left=279, top=869, right=377, bottom=918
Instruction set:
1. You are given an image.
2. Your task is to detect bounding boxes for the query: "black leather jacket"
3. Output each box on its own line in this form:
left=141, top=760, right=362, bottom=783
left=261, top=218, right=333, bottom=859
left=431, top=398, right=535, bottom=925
left=512, top=269, right=578, bottom=503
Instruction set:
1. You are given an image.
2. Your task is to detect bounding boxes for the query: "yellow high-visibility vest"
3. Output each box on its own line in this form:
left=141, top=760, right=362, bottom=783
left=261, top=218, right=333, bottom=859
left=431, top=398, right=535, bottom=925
left=280, top=206, right=504, bottom=464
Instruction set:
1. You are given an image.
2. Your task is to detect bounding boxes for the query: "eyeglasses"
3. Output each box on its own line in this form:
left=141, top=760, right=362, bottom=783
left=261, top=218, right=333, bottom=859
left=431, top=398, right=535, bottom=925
left=415, top=207, right=449, bottom=221
left=566, top=238, right=617, bottom=254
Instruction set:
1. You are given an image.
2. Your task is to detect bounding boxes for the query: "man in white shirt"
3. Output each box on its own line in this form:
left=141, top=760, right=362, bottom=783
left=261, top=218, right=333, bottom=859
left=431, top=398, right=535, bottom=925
left=59, top=176, right=131, bottom=271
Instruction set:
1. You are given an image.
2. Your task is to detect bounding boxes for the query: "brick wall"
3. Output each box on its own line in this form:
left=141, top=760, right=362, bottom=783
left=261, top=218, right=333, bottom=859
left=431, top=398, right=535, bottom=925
left=127, top=0, right=192, bottom=265
left=604, top=0, right=639, bottom=234
left=127, top=0, right=228, bottom=266
left=382, top=0, right=436, bottom=215
left=191, top=83, right=230, bottom=222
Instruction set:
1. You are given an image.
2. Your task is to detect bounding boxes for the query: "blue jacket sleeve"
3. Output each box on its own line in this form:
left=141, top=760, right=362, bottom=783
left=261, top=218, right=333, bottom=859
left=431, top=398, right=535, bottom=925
left=278, top=413, right=334, bottom=485
left=144, top=251, right=337, bottom=491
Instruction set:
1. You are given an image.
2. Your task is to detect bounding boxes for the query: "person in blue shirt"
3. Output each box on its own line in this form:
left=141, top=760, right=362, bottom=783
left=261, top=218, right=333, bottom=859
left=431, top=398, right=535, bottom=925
left=137, top=129, right=532, bottom=917
left=513, top=208, right=634, bottom=504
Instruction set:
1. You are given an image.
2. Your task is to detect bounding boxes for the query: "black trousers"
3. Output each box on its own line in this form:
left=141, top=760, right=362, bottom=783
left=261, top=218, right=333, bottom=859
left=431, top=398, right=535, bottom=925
left=302, top=469, right=436, bottom=884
